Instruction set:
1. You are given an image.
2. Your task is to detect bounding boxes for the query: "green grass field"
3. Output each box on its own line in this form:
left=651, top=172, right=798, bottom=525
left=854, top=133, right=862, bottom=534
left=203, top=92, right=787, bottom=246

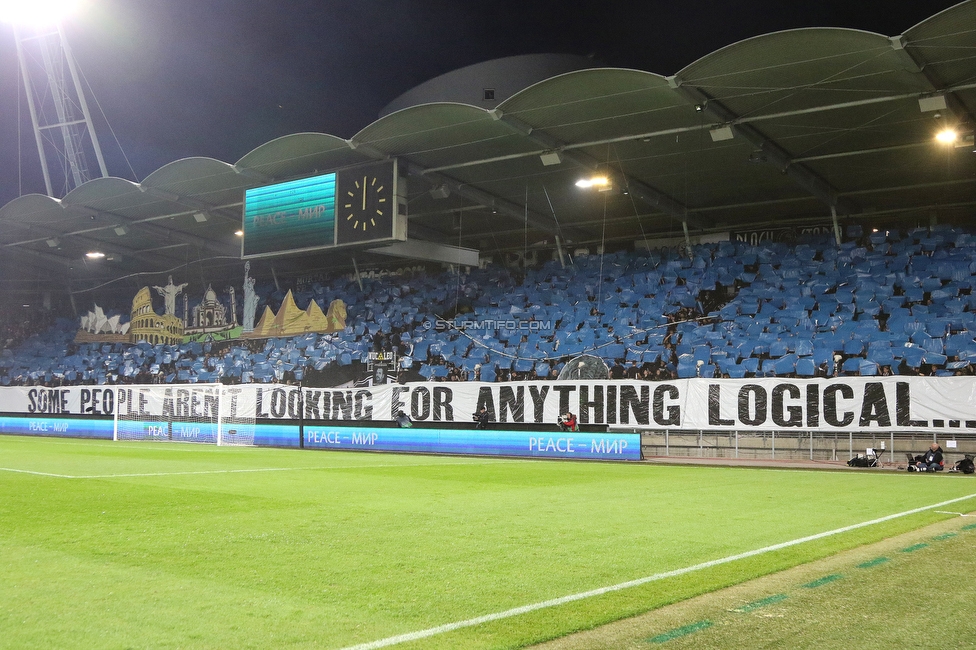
left=1, top=435, right=974, bottom=649
left=534, top=516, right=976, bottom=649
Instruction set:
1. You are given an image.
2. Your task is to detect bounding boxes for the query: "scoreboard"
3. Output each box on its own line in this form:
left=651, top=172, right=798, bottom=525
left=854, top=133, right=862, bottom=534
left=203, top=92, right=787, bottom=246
left=242, top=159, right=405, bottom=258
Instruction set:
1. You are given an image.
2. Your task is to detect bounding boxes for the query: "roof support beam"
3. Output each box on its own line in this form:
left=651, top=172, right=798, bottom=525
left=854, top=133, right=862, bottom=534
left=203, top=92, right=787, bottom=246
left=667, top=76, right=859, bottom=216
left=4, top=244, right=74, bottom=271
left=413, top=163, right=589, bottom=242
left=232, top=165, right=273, bottom=183
left=137, top=185, right=240, bottom=226
left=890, top=35, right=975, bottom=127
left=792, top=141, right=930, bottom=163
left=348, top=139, right=588, bottom=242
left=488, top=109, right=707, bottom=230
left=414, top=81, right=976, bottom=180
left=0, top=200, right=241, bottom=259
left=69, top=203, right=240, bottom=257
left=41, top=231, right=186, bottom=270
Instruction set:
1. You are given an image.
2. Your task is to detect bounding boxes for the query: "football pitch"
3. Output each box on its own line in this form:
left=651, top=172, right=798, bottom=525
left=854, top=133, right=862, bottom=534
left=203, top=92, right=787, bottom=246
left=1, top=435, right=973, bottom=649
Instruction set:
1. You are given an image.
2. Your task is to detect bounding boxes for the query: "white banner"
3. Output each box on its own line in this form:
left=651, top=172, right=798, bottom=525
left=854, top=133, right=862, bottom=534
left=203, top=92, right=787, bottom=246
left=3, top=378, right=976, bottom=433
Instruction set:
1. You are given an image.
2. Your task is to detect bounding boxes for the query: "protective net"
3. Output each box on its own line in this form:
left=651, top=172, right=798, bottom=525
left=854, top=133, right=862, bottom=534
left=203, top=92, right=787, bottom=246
left=114, top=384, right=254, bottom=445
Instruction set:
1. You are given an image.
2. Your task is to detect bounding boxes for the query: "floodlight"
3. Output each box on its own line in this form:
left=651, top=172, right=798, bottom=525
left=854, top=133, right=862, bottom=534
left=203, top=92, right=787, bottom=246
left=709, top=125, right=734, bottom=142
left=0, top=0, right=84, bottom=26
left=575, top=176, right=609, bottom=189
left=539, top=151, right=563, bottom=166
left=918, top=95, right=947, bottom=113
left=85, top=251, right=105, bottom=259
left=234, top=230, right=244, bottom=237
left=936, top=129, right=957, bottom=144
left=429, top=185, right=451, bottom=199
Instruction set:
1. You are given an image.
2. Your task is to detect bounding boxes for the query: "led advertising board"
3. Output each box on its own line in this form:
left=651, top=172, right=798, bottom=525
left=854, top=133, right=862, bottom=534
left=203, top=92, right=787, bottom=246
left=0, top=415, right=114, bottom=440
left=302, top=425, right=641, bottom=460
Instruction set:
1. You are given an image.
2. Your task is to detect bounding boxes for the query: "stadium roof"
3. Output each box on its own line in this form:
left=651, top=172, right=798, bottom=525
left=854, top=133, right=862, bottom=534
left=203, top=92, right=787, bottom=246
left=1, top=1, right=974, bottom=299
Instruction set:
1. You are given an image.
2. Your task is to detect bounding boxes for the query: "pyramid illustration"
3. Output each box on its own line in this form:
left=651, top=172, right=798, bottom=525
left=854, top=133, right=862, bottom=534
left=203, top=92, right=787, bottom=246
left=305, top=299, right=331, bottom=331
left=249, top=291, right=344, bottom=337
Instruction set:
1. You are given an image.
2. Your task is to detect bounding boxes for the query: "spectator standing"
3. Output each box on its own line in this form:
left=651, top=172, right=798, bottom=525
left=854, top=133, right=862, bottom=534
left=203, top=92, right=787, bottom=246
left=473, top=406, right=492, bottom=430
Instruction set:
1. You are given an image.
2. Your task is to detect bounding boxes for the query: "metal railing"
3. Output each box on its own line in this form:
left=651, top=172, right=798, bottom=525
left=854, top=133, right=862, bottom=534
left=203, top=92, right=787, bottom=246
left=629, top=429, right=975, bottom=466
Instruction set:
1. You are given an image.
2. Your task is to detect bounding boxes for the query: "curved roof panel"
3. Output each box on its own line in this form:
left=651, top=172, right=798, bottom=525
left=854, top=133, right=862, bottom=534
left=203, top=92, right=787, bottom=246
left=63, top=177, right=142, bottom=203
left=380, top=53, right=599, bottom=116
left=498, top=68, right=694, bottom=144
left=236, top=133, right=367, bottom=180
left=676, top=28, right=929, bottom=118
left=60, top=177, right=153, bottom=219
left=141, top=157, right=241, bottom=197
left=0, top=193, right=62, bottom=225
left=354, top=103, right=532, bottom=169
left=904, top=1, right=976, bottom=87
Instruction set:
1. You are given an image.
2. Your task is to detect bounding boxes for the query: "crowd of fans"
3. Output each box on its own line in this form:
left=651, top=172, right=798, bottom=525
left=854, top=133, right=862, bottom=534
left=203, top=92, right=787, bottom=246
left=0, top=308, right=56, bottom=351
left=3, top=226, right=976, bottom=387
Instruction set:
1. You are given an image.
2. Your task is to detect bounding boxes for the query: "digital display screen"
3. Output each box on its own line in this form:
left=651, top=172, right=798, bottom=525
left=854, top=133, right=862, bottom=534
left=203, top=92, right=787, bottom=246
left=303, top=426, right=641, bottom=460
left=0, top=416, right=114, bottom=439
left=116, top=419, right=219, bottom=443
left=252, top=423, right=300, bottom=448
left=0, top=415, right=637, bottom=460
left=242, top=173, right=336, bottom=258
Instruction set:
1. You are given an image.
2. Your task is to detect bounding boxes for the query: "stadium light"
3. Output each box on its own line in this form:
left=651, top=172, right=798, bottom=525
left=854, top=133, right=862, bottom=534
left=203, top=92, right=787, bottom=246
left=575, top=176, right=609, bottom=189
left=709, top=125, right=734, bottom=142
left=935, top=129, right=957, bottom=144
left=85, top=251, right=105, bottom=259
left=539, top=151, right=563, bottom=166
left=234, top=230, right=244, bottom=237
left=0, top=0, right=84, bottom=26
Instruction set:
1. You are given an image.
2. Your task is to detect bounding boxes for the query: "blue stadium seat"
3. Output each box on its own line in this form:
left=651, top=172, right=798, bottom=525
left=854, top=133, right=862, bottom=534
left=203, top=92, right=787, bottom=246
left=726, top=364, right=747, bottom=378
left=902, top=346, right=926, bottom=368
left=842, top=357, right=862, bottom=373
left=773, top=354, right=797, bottom=375
left=513, top=358, right=534, bottom=373
left=858, top=360, right=879, bottom=376
left=740, top=357, right=760, bottom=373
left=795, top=358, right=816, bottom=377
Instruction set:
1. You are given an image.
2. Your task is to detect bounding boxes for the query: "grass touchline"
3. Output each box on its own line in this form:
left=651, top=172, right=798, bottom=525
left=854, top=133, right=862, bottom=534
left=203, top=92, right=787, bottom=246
left=337, top=491, right=976, bottom=650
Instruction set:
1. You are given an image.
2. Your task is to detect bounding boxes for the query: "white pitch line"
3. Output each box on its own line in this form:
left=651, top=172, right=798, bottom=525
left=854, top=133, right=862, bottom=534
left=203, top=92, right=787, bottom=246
left=338, top=492, right=976, bottom=650
left=934, top=510, right=976, bottom=517
left=0, top=467, right=76, bottom=478
left=0, top=459, right=517, bottom=479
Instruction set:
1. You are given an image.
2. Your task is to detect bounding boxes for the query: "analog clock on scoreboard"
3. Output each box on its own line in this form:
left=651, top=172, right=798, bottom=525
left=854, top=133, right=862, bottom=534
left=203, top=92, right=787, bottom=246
left=335, top=161, right=397, bottom=245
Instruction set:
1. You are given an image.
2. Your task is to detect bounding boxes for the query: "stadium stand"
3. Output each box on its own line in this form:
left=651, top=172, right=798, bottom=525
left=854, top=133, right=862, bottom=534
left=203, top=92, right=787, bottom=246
left=3, top=226, right=976, bottom=387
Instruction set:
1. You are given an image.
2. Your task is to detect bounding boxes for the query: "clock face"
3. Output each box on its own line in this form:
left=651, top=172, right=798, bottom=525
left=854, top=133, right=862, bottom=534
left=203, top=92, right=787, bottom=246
left=335, top=164, right=395, bottom=244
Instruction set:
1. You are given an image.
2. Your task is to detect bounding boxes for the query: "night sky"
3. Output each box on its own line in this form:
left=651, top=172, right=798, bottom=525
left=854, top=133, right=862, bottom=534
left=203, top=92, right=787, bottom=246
left=0, top=0, right=962, bottom=208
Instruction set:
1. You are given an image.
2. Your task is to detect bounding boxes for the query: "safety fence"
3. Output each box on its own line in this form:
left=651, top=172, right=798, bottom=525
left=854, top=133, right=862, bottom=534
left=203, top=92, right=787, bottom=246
left=633, top=429, right=974, bottom=465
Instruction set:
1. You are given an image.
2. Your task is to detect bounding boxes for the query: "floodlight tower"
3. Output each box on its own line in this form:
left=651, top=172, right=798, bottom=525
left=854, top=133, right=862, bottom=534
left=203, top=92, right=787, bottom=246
left=4, top=0, right=108, bottom=197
